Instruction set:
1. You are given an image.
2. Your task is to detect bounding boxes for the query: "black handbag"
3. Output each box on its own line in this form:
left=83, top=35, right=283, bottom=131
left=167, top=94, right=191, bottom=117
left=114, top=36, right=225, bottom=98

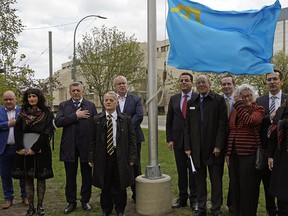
left=255, top=147, right=265, bottom=170
left=254, top=128, right=265, bottom=170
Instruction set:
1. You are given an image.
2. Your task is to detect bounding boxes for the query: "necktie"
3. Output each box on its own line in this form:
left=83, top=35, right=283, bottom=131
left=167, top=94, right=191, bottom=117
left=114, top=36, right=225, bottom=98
left=200, top=96, right=204, bottom=122
left=182, top=94, right=188, bottom=118
left=74, top=102, right=80, bottom=108
left=226, top=97, right=231, bottom=117
left=267, top=96, right=276, bottom=138
left=107, top=114, right=114, bottom=155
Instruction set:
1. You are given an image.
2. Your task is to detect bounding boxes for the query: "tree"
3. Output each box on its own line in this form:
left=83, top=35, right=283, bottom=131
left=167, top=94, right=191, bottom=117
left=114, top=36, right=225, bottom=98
left=77, top=25, right=146, bottom=106
left=271, top=49, right=288, bottom=93
left=0, top=0, right=47, bottom=102
left=0, top=0, right=23, bottom=68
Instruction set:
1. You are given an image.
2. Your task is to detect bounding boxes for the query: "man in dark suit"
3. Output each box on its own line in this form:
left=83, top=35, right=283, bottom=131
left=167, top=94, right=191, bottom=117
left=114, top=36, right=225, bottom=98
left=220, top=75, right=235, bottom=214
left=0, top=91, right=27, bottom=209
left=113, top=75, right=144, bottom=203
left=184, top=75, right=227, bottom=216
left=55, top=82, right=97, bottom=214
left=89, top=91, right=136, bottom=216
left=256, top=69, right=287, bottom=216
left=166, top=72, right=197, bottom=209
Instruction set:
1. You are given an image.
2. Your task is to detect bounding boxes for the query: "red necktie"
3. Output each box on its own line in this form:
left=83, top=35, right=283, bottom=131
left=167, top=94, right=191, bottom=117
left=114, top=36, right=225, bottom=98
left=182, top=95, right=188, bottom=118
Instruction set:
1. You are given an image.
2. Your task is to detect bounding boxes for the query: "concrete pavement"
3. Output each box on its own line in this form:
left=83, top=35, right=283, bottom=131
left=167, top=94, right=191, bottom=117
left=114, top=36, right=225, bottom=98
left=141, top=115, right=166, bottom=130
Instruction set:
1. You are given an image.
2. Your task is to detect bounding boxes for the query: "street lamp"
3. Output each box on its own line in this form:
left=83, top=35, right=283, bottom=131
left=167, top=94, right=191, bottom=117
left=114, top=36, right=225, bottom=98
left=72, top=15, right=107, bottom=81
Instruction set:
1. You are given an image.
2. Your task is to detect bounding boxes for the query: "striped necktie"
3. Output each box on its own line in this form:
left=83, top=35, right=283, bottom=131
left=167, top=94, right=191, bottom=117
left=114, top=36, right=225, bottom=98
left=267, top=96, right=276, bottom=138
left=107, top=114, right=114, bottom=155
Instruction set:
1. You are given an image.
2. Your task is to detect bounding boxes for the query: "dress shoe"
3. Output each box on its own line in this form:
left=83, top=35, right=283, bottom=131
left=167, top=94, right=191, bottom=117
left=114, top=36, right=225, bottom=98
left=64, top=203, right=77, bottom=214
left=101, top=212, right=110, bottom=216
left=228, top=205, right=233, bottom=215
left=2, top=200, right=13, bottom=209
left=81, top=202, right=91, bottom=211
left=22, top=197, right=29, bottom=205
left=37, top=206, right=45, bottom=215
left=190, top=201, right=199, bottom=211
left=131, top=194, right=136, bottom=203
left=26, top=207, right=35, bottom=216
left=172, top=198, right=187, bottom=208
left=192, top=209, right=207, bottom=216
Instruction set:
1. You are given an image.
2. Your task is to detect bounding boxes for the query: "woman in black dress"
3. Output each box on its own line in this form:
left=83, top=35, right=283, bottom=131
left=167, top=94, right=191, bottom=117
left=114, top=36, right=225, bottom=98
left=12, top=88, right=54, bottom=216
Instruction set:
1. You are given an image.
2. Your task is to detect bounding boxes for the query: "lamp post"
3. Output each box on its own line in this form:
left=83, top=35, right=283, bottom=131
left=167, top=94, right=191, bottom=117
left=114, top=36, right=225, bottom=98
left=72, top=15, right=107, bottom=81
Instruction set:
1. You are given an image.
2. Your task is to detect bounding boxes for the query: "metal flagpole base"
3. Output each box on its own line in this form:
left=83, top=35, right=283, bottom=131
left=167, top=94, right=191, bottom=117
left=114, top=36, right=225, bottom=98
left=145, top=165, right=162, bottom=180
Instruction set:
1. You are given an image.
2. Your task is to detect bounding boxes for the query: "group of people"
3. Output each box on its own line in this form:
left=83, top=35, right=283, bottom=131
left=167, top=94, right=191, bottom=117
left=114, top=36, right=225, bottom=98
left=1, top=71, right=288, bottom=216
left=0, top=75, right=144, bottom=216
left=166, top=71, right=288, bottom=216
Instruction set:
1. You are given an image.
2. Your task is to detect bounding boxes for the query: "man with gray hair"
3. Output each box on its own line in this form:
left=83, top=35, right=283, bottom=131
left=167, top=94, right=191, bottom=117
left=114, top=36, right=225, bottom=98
left=56, top=82, right=97, bottom=214
left=113, top=75, right=144, bottom=203
left=184, top=75, right=227, bottom=216
left=89, top=91, right=136, bottom=216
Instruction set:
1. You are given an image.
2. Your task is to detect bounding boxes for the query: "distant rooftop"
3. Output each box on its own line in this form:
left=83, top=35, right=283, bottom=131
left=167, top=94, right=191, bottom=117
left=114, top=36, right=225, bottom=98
left=278, top=7, right=288, bottom=21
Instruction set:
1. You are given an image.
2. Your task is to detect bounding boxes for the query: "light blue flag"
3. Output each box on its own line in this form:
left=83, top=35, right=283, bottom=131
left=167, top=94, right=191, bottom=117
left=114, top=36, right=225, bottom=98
left=167, top=0, right=281, bottom=75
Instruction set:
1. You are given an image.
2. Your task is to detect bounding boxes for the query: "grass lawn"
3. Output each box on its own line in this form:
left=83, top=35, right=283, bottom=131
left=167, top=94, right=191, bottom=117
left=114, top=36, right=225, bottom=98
left=0, top=128, right=267, bottom=215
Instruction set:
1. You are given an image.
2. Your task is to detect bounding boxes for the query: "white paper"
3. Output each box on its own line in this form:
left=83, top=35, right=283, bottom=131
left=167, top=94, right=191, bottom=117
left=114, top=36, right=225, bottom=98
left=189, top=155, right=197, bottom=173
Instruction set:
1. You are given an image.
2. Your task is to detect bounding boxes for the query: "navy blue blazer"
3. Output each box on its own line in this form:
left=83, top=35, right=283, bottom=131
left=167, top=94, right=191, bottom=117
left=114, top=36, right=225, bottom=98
left=117, top=93, right=144, bottom=143
left=0, top=105, right=21, bottom=155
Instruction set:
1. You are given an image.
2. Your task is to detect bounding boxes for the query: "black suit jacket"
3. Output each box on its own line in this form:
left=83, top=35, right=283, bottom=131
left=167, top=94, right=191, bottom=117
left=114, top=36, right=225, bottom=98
left=256, top=92, right=288, bottom=149
left=166, top=92, right=198, bottom=149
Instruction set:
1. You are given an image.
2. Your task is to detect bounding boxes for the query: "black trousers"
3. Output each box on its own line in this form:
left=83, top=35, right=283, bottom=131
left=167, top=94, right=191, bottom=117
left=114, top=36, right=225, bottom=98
left=230, top=154, right=260, bottom=216
left=259, top=163, right=277, bottom=215
left=278, top=199, right=288, bottom=216
left=64, top=159, right=92, bottom=204
left=196, top=163, right=223, bottom=214
left=174, top=147, right=197, bottom=203
left=101, top=153, right=127, bottom=214
left=226, top=164, right=232, bottom=207
left=131, top=142, right=142, bottom=198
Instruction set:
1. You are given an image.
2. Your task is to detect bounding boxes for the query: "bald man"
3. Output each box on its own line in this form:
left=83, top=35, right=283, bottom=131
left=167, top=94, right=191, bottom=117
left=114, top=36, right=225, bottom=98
left=0, top=91, right=27, bottom=209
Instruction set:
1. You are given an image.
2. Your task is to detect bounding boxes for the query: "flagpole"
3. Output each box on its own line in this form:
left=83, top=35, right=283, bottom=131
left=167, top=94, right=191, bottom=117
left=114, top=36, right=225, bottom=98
left=135, top=1, right=172, bottom=215
left=145, top=0, right=162, bottom=179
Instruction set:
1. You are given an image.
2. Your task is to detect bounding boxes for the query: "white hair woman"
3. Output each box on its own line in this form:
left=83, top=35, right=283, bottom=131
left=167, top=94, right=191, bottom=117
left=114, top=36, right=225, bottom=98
left=226, top=84, right=264, bottom=215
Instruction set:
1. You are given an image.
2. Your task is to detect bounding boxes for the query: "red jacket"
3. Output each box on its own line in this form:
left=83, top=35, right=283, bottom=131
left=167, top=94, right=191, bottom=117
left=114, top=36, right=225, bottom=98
left=226, top=101, right=264, bottom=156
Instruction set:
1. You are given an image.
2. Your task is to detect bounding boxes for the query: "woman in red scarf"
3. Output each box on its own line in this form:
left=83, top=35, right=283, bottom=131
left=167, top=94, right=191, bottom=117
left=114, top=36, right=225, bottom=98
left=12, top=88, right=54, bottom=216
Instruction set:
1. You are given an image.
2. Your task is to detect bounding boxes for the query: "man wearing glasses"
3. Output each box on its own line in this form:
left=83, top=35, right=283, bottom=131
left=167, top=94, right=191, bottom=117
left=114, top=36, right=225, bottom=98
left=256, top=69, right=288, bottom=216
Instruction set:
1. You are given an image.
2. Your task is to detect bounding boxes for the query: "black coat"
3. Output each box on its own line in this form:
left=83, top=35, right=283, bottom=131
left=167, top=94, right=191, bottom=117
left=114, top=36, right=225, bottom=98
left=55, top=98, right=97, bottom=162
left=268, top=105, right=288, bottom=201
left=184, top=91, right=227, bottom=168
left=12, top=111, right=54, bottom=180
left=166, top=92, right=198, bottom=149
left=89, top=112, right=137, bottom=190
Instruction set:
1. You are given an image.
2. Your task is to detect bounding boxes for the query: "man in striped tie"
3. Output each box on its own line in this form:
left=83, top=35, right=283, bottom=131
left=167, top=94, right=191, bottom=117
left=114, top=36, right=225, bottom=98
left=256, top=69, right=288, bottom=216
left=89, top=91, right=137, bottom=216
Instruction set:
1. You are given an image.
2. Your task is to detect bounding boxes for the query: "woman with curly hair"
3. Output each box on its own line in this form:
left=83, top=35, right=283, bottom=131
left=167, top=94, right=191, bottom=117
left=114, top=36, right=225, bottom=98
left=226, top=84, right=264, bottom=216
left=12, top=88, right=54, bottom=216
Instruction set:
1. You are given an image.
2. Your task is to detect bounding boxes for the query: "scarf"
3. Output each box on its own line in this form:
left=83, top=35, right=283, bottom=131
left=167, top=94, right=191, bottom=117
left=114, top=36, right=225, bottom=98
left=20, top=107, right=45, bottom=126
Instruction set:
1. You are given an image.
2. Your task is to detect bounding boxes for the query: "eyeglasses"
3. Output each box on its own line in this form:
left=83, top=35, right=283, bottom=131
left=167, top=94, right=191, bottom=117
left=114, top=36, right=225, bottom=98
left=267, top=77, right=279, bottom=82
left=241, top=94, right=252, bottom=100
